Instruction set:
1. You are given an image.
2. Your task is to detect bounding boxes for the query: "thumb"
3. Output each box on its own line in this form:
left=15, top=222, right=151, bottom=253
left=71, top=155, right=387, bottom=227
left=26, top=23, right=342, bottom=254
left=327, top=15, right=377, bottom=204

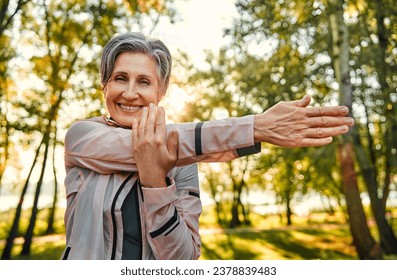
left=167, top=130, right=179, bottom=160
left=292, top=95, right=311, bottom=108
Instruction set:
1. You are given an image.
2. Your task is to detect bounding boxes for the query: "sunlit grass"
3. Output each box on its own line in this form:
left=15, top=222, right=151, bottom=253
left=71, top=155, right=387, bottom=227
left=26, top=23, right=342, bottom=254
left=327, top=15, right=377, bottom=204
left=7, top=235, right=66, bottom=260
left=199, top=225, right=357, bottom=260
left=197, top=207, right=358, bottom=260
left=0, top=208, right=65, bottom=240
left=1, top=206, right=396, bottom=260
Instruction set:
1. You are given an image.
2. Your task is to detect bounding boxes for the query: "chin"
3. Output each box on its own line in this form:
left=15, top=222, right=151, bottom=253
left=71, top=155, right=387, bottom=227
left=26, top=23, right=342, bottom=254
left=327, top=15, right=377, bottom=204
left=113, top=112, right=139, bottom=126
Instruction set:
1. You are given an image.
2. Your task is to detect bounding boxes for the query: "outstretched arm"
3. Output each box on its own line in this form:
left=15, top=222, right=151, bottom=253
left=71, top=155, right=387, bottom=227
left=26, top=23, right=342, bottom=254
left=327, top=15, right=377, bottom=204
left=65, top=114, right=259, bottom=174
left=254, top=95, right=354, bottom=147
left=65, top=95, right=354, bottom=174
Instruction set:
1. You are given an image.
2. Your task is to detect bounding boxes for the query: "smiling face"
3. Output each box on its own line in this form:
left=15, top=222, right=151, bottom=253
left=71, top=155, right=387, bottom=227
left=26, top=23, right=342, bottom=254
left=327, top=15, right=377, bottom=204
left=103, top=52, right=163, bottom=127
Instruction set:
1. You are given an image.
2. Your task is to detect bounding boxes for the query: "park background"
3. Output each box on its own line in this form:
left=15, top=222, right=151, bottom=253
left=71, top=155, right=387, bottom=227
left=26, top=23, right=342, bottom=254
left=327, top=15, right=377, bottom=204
left=0, top=0, right=396, bottom=260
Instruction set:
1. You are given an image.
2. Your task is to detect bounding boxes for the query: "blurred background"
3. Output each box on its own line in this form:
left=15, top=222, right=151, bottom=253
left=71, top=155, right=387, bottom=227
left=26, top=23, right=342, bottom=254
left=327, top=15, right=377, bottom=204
left=0, top=0, right=396, bottom=260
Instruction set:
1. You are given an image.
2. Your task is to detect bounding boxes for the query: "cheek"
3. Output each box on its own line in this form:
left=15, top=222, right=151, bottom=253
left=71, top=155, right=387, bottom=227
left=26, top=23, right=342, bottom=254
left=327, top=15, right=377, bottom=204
left=103, top=85, right=117, bottom=102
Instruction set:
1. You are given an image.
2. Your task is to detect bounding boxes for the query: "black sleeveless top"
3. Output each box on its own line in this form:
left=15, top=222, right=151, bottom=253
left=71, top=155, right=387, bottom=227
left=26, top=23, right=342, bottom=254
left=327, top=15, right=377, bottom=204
left=121, top=184, right=142, bottom=259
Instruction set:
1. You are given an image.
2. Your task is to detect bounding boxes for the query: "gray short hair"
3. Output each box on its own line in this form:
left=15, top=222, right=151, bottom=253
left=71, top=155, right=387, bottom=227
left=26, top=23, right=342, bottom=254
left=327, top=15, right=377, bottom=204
left=100, top=32, right=172, bottom=94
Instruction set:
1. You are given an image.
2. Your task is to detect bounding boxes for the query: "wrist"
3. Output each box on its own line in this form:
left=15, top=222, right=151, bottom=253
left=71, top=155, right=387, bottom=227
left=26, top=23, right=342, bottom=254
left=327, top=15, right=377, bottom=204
left=140, top=176, right=172, bottom=188
left=254, top=114, right=272, bottom=143
left=254, top=115, right=263, bottom=143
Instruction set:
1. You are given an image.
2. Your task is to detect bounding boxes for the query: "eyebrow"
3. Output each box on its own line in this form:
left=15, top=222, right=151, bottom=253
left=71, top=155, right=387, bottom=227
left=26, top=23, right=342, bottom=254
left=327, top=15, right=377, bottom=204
left=111, top=71, right=155, bottom=80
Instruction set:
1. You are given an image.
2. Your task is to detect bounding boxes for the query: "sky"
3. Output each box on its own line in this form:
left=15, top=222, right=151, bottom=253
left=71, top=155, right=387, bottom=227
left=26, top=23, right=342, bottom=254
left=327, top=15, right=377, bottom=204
left=153, top=0, right=238, bottom=69
left=149, top=0, right=240, bottom=120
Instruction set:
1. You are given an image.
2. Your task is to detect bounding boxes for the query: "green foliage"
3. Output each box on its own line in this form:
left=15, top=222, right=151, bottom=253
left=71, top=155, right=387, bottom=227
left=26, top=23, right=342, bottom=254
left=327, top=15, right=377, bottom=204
left=178, top=0, right=349, bottom=226
left=178, top=0, right=397, bottom=235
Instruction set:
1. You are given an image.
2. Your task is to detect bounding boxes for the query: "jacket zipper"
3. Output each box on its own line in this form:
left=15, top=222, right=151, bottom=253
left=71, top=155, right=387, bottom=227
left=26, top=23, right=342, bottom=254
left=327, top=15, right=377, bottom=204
left=110, top=172, right=134, bottom=260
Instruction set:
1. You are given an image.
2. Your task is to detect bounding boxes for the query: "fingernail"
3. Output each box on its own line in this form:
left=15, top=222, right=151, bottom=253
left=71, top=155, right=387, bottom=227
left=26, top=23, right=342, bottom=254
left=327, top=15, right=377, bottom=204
left=340, top=107, right=349, bottom=114
left=149, top=103, right=155, bottom=109
left=345, top=118, right=354, bottom=125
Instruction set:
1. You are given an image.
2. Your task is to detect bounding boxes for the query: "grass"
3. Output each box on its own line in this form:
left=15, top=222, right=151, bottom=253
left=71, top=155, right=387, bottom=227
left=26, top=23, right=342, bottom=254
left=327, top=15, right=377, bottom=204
left=199, top=225, right=356, bottom=260
left=1, top=206, right=396, bottom=260
left=3, top=234, right=66, bottom=260
left=2, top=225, right=356, bottom=260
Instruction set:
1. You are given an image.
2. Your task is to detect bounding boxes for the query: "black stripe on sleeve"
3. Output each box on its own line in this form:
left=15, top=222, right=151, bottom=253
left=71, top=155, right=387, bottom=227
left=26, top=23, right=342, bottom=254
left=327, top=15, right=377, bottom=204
left=149, top=208, right=179, bottom=238
left=188, top=191, right=200, bottom=198
left=194, top=122, right=204, bottom=156
left=164, top=221, right=180, bottom=237
left=236, top=142, right=261, bottom=157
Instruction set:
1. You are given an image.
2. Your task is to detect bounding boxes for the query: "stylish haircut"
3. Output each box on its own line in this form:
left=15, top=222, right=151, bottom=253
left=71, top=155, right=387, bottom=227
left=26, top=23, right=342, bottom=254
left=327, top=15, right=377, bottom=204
left=100, top=32, right=172, bottom=94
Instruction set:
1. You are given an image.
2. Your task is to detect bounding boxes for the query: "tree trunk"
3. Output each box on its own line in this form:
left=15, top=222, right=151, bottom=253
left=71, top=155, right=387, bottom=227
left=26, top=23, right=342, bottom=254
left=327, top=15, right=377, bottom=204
left=46, top=130, right=58, bottom=235
left=241, top=185, right=251, bottom=225
left=20, top=131, right=51, bottom=255
left=230, top=182, right=242, bottom=228
left=354, top=93, right=397, bottom=253
left=0, top=112, right=10, bottom=193
left=329, top=0, right=382, bottom=259
left=371, top=0, right=397, bottom=254
left=1, top=138, right=44, bottom=259
left=285, top=189, right=292, bottom=226
left=208, top=174, right=225, bottom=227
left=229, top=162, right=243, bottom=228
left=337, top=142, right=382, bottom=259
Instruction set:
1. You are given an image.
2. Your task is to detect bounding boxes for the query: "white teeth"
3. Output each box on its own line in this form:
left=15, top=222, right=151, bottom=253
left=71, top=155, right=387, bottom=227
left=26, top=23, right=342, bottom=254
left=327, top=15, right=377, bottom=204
left=119, top=104, right=141, bottom=111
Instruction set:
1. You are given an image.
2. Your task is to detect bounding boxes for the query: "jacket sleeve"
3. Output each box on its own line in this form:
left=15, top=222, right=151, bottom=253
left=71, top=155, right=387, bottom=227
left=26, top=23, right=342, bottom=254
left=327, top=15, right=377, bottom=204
left=141, top=164, right=201, bottom=260
left=64, top=116, right=261, bottom=174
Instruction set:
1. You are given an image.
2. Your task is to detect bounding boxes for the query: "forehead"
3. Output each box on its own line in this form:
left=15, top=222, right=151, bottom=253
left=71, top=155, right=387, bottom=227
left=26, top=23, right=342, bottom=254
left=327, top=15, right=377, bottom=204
left=113, top=52, right=158, bottom=76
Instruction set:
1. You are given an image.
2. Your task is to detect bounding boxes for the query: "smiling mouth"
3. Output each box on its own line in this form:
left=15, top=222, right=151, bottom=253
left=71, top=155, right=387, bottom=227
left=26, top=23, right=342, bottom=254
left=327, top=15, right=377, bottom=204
left=118, top=104, right=143, bottom=111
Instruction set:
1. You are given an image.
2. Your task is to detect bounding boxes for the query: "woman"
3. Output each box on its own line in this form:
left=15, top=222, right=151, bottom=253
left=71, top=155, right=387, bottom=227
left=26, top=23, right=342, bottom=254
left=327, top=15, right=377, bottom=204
left=61, top=32, right=262, bottom=260
left=62, top=33, right=354, bottom=260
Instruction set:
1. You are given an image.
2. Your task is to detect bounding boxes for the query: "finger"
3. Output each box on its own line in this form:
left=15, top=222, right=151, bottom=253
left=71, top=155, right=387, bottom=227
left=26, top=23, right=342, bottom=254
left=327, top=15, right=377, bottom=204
left=305, top=106, right=349, bottom=117
left=131, top=118, right=138, bottom=148
left=139, top=106, right=149, bottom=136
left=300, top=137, right=333, bottom=147
left=155, top=106, right=166, bottom=140
left=145, top=103, right=156, bottom=138
left=303, top=125, right=349, bottom=138
left=291, top=95, right=311, bottom=107
left=307, top=116, right=355, bottom=127
left=167, top=130, right=179, bottom=161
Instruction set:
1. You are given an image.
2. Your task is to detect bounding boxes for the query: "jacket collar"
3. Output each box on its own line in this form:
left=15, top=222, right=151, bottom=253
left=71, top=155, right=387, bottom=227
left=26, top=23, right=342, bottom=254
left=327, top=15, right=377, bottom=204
left=103, top=116, right=131, bottom=129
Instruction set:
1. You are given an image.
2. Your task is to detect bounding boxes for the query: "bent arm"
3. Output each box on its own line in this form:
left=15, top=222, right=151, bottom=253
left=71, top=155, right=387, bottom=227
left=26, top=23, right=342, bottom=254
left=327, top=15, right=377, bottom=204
left=64, top=116, right=260, bottom=174
left=142, top=164, right=201, bottom=260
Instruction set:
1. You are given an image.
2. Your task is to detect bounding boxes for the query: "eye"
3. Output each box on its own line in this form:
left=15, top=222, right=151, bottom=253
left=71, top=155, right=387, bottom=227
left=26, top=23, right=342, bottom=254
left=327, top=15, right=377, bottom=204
left=140, top=79, right=150, bottom=85
left=114, top=75, right=127, bottom=82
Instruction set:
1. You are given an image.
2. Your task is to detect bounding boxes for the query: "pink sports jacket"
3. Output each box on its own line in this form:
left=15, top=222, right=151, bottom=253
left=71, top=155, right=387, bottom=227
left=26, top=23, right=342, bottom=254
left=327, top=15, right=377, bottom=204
left=61, top=115, right=260, bottom=259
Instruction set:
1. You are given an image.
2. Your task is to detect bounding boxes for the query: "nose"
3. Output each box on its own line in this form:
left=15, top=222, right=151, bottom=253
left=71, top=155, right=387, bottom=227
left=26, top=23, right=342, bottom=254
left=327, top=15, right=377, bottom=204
left=122, top=81, right=139, bottom=100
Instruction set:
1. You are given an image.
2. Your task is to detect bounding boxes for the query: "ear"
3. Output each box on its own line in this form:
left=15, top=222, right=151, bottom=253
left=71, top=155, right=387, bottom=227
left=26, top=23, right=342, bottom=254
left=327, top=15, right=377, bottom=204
left=102, top=85, right=108, bottom=98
